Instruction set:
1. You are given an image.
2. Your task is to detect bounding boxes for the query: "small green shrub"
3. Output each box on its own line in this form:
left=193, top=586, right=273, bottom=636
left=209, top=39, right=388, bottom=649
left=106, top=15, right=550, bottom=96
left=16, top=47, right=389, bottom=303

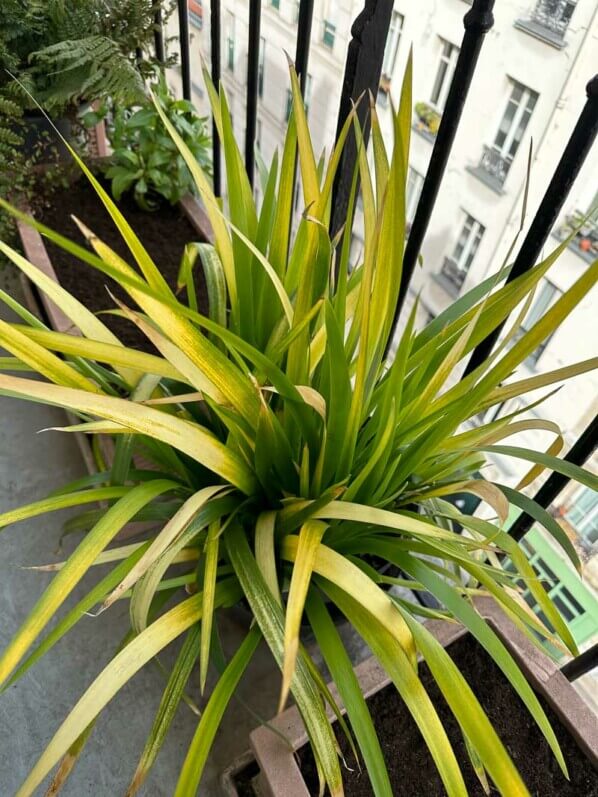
left=104, top=75, right=211, bottom=210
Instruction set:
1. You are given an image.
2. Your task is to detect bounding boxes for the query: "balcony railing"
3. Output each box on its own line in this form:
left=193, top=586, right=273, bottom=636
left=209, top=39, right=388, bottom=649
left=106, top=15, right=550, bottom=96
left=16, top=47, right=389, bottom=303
left=439, top=256, right=467, bottom=292
left=480, top=145, right=510, bottom=183
left=532, top=0, right=573, bottom=35
left=467, top=144, right=509, bottom=193
left=515, top=0, right=575, bottom=47
left=556, top=212, right=598, bottom=263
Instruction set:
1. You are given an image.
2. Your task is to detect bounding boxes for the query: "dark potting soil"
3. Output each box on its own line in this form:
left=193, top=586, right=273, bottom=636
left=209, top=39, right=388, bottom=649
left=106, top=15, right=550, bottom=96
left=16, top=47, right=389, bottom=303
left=297, top=634, right=598, bottom=796
left=231, top=760, right=262, bottom=796
left=36, top=176, right=209, bottom=351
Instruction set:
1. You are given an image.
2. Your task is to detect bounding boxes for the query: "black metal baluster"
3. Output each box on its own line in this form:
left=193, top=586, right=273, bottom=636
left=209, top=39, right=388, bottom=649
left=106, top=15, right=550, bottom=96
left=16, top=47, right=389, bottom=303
left=330, top=0, right=395, bottom=243
left=509, top=413, right=598, bottom=543
left=154, top=6, right=165, bottom=63
left=463, top=74, right=598, bottom=377
left=177, top=0, right=192, bottom=101
left=295, top=0, right=315, bottom=97
left=562, top=642, right=598, bottom=681
left=387, top=0, right=495, bottom=348
left=289, top=0, right=315, bottom=217
left=245, top=0, right=261, bottom=188
left=211, top=0, right=222, bottom=196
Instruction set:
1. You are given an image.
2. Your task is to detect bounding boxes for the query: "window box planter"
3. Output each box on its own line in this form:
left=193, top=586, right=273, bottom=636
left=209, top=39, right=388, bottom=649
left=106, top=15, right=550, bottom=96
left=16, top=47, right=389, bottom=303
left=222, top=597, right=598, bottom=795
left=414, top=101, right=441, bottom=140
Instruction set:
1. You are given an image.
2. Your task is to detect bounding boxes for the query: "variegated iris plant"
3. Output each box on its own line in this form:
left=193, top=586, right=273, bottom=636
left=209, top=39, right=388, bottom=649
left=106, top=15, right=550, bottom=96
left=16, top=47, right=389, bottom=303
left=0, top=61, right=597, bottom=797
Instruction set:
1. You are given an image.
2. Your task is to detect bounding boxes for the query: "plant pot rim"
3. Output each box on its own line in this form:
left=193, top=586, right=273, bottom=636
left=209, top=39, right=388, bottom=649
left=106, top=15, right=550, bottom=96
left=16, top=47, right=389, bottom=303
left=249, top=596, right=598, bottom=797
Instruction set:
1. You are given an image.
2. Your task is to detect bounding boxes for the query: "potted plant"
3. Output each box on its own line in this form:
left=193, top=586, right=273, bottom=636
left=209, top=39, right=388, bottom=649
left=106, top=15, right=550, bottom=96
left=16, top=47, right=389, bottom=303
left=0, top=0, right=173, bottom=263
left=0, top=61, right=597, bottom=796
left=100, top=72, right=212, bottom=211
left=415, top=100, right=442, bottom=136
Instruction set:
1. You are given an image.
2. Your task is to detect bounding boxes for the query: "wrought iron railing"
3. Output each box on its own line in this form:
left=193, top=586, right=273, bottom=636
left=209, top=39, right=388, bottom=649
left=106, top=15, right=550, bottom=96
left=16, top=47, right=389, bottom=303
left=478, top=144, right=510, bottom=184
left=157, top=0, right=598, bottom=681
left=529, top=0, right=575, bottom=38
left=440, top=256, right=468, bottom=291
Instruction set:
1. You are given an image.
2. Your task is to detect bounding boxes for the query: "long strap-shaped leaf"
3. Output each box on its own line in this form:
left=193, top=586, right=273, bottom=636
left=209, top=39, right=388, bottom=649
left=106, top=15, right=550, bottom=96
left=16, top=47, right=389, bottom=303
left=320, top=579, right=467, bottom=797
left=281, top=535, right=415, bottom=666
left=0, top=374, right=257, bottom=495
left=398, top=609, right=530, bottom=796
left=2, top=543, right=151, bottom=692
left=225, top=524, right=343, bottom=796
left=280, top=519, right=327, bottom=711
left=0, top=486, right=131, bottom=530
left=174, top=626, right=261, bottom=797
left=126, top=625, right=201, bottom=797
left=11, top=325, right=183, bottom=380
left=0, top=318, right=99, bottom=392
left=375, top=545, right=567, bottom=775
left=0, top=480, right=176, bottom=687
left=479, top=445, right=598, bottom=491
left=0, top=238, right=138, bottom=386
left=101, top=485, right=227, bottom=610
left=15, top=581, right=241, bottom=797
left=306, top=592, right=393, bottom=797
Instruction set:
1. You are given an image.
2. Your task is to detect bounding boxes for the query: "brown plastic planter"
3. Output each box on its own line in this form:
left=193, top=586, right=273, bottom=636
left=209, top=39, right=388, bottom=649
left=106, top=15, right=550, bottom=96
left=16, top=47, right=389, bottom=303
left=244, top=597, right=598, bottom=797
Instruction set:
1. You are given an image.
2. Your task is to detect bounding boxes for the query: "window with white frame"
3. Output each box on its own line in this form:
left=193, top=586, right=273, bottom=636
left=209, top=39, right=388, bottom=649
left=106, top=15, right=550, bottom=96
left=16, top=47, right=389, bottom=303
left=323, top=20, right=336, bottom=48
left=406, top=167, right=424, bottom=226
left=441, top=213, right=484, bottom=291
left=565, top=487, right=598, bottom=545
left=382, top=11, right=404, bottom=79
left=258, top=36, right=266, bottom=98
left=225, top=11, right=235, bottom=72
left=491, top=80, right=538, bottom=173
left=430, top=39, right=459, bottom=113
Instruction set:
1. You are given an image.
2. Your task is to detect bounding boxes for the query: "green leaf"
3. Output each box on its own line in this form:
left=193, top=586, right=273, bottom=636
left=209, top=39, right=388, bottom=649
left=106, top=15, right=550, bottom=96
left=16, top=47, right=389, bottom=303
left=306, top=591, right=393, bottom=797
left=173, top=626, right=261, bottom=796
left=0, top=480, right=177, bottom=687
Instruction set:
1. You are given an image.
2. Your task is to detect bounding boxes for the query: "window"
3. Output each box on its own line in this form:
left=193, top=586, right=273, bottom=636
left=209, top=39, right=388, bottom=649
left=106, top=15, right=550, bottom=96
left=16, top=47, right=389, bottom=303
left=188, top=0, right=203, bottom=29
left=225, top=11, right=235, bottom=72
left=441, top=213, right=484, bottom=291
left=430, top=39, right=459, bottom=113
left=516, top=279, right=561, bottom=365
left=304, top=73, right=313, bottom=115
left=256, top=118, right=262, bottom=151
left=521, top=551, right=586, bottom=631
left=258, top=36, right=266, bottom=98
left=406, top=167, right=424, bottom=226
left=323, top=20, right=336, bottom=49
left=565, top=488, right=598, bottom=545
left=481, top=80, right=538, bottom=185
left=270, top=0, right=280, bottom=9
left=382, top=11, right=404, bottom=78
